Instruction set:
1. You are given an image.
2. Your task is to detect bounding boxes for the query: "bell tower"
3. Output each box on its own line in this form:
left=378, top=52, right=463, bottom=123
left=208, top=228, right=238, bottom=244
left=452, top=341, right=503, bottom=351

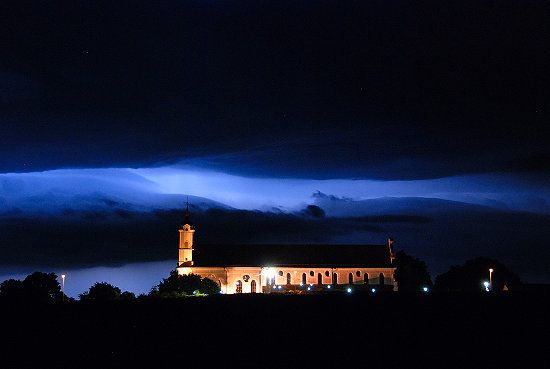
left=178, top=200, right=195, bottom=268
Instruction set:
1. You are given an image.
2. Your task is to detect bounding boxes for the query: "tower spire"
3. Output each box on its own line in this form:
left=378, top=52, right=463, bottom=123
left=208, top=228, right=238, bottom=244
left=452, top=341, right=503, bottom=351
left=185, top=196, right=190, bottom=225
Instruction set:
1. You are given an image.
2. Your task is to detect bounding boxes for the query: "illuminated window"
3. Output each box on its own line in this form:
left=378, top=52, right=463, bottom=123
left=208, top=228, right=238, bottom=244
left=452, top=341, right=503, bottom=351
left=236, top=280, right=242, bottom=294
left=349, top=273, right=353, bottom=284
left=250, top=280, right=256, bottom=293
left=302, top=273, right=306, bottom=284
left=318, top=273, right=323, bottom=285
left=286, top=273, right=291, bottom=285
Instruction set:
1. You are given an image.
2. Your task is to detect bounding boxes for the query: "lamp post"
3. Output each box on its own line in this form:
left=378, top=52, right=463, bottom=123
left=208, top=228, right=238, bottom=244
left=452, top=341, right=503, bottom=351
left=488, top=268, right=493, bottom=291
left=61, top=274, right=66, bottom=301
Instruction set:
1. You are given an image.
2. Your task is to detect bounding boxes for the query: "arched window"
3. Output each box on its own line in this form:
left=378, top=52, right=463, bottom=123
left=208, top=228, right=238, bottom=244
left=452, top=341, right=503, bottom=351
left=250, top=280, right=257, bottom=293
left=379, top=273, right=385, bottom=286
left=318, top=273, right=323, bottom=285
left=271, top=276, right=275, bottom=285
left=364, top=273, right=369, bottom=284
left=236, top=280, right=242, bottom=294
left=302, top=273, right=306, bottom=285
left=349, top=273, right=353, bottom=284
left=332, top=273, right=338, bottom=285
left=286, top=273, right=291, bottom=285
left=184, top=241, right=188, bottom=248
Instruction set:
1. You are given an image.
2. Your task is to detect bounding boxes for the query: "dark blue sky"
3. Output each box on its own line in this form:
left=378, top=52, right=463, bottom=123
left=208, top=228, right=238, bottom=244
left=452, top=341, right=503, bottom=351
left=1, top=0, right=549, bottom=295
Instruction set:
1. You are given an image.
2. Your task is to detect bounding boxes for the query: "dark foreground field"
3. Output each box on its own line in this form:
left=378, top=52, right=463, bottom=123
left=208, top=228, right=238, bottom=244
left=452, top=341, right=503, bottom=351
left=2, top=291, right=549, bottom=368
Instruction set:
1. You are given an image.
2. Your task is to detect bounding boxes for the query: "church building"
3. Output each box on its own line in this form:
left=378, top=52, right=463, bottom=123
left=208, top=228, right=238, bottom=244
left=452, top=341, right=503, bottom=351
left=176, top=206, right=397, bottom=294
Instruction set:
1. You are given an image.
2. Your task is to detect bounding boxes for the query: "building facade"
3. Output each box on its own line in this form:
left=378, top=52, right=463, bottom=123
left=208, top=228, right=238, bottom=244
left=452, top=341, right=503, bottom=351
left=176, top=213, right=397, bottom=294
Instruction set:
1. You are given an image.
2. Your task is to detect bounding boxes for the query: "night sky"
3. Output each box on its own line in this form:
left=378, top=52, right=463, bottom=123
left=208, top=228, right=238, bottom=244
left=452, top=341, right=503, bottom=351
left=1, top=0, right=549, bottom=296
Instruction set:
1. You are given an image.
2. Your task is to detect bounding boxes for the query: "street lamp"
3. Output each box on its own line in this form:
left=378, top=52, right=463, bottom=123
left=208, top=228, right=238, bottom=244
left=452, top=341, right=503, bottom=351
left=489, top=268, right=493, bottom=291
left=61, top=274, right=66, bottom=301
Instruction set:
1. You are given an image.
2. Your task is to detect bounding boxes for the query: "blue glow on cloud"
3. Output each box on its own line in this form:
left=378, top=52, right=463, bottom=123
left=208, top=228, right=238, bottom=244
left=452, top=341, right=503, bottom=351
left=1, top=167, right=549, bottom=215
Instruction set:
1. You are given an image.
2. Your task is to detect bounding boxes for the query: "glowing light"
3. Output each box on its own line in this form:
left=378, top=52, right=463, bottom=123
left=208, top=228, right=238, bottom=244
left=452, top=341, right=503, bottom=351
left=346, top=288, right=352, bottom=293
left=300, top=282, right=304, bottom=287
left=277, top=285, right=282, bottom=290
left=61, top=274, right=66, bottom=302
left=307, top=287, right=311, bottom=291
left=483, top=281, right=490, bottom=291
left=192, top=290, right=197, bottom=295
left=423, top=287, right=429, bottom=292
left=177, top=267, right=192, bottom=276
left=371, top=288, right=376, bottom=293
left=327, top=285, right=331, bottom=289
left=264, top=268, right=276, bottom=279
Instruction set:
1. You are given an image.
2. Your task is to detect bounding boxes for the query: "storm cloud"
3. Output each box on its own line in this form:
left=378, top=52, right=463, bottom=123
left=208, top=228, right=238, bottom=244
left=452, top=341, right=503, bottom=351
left=1, top=0, right=548, bottom=179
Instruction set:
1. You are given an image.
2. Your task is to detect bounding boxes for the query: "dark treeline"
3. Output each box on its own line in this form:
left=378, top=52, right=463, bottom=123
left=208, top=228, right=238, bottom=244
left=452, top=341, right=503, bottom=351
left=0, top=270, right=221, bottom=302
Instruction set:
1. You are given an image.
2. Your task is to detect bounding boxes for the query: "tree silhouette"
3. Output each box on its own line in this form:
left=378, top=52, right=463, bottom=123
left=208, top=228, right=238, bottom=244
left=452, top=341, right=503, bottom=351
left=156, top=270, right=220, bottom=296
left=1, top=273, right=69, bottom=302
left=435, top=257, right=522, bottom=292
left=119, top=291, right=136, bottom=300
left=22, top=272, right=62, bottom=301
left=0, top=279, right=25, bottom=300
left=80, top=282, right=121, bottom=300
left=394, top=250, right=433, bottom=292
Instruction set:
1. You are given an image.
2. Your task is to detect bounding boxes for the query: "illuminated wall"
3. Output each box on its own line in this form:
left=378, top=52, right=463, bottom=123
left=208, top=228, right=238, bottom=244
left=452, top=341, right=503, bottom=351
left=178, top=265, right=397, bottom=294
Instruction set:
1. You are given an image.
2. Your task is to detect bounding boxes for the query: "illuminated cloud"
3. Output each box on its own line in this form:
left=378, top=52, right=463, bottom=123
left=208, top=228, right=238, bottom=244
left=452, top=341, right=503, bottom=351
left=1, top=167, right=549, bottom=216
